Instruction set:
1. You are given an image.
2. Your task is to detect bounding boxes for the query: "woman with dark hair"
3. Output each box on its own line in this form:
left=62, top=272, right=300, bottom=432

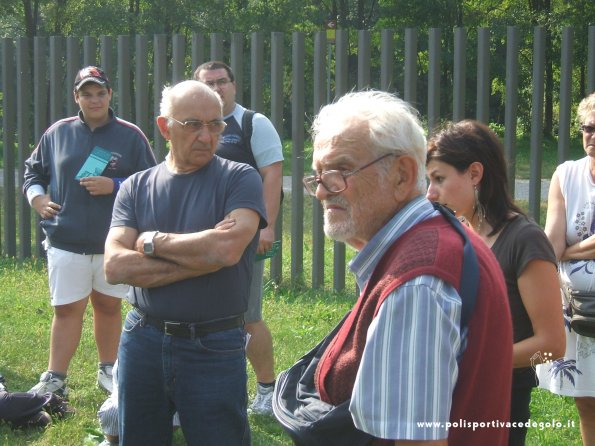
left=426, top=119, right=565, bottom=446
left=536, top=92, right=595, bottom=445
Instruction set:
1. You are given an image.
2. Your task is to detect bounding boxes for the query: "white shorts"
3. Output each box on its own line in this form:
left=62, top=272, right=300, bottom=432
left=46, top=247, right=129, bottom=306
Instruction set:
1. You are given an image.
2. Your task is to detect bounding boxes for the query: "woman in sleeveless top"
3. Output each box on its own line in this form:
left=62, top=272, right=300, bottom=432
left=536, top=93, right=595, bottom=446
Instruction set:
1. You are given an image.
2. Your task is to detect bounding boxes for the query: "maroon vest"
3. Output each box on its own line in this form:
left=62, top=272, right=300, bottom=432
left=316, top=215, right=512, bottom=445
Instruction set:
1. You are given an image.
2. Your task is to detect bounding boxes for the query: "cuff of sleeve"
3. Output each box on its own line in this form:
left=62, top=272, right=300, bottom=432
left=26, top=184, right=46, bottom=206
left=112, top=178, right=126, bottom=194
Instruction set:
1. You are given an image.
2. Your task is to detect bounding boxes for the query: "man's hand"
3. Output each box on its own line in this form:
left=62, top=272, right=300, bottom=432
left=80, top=176, right=115, bottom=196
left=257, top=226, right=275, bottom=254
left=31, top=195, right=61, bottom=220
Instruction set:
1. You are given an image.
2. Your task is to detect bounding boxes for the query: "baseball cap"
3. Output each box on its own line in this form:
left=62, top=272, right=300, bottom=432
left=74, top=66, right=110, bottom=91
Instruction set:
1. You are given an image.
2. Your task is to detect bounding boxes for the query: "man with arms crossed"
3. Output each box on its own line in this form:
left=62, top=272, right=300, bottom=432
left=104, top=80, right=266, bottom=445
left=302, top=91, right=513, bottom=445
left=194, top=61, right=283, bottom=415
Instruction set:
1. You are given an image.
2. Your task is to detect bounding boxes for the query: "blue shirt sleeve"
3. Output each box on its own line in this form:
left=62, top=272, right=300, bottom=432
left=350, top=275, right=462, bottom=441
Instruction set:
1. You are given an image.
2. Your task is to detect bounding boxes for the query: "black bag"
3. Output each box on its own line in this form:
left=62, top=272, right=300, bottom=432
left=568, top=290, right=595, bottom=338
left=273, top=313, right=373, bottom=446
left=272, top=204, right=480, bottom=445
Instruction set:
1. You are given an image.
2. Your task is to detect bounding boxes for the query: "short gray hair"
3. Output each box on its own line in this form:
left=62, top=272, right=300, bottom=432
left=577, top=92, right=595, bottom=126
left=311, top=90, right=427, bottom=192
left=159, top=80, right=222, bottom=125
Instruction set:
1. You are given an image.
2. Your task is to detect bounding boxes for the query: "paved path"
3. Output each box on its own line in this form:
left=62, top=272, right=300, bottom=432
left=284, top=176, right=550, bottom=201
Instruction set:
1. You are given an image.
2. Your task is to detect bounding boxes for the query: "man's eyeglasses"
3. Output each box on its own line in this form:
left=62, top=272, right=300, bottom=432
left=303, top=153, right=396, bottom=197
left=168, top=117, right=226, bottom=135
left=580, top=124, right=595, bottom=135
left=202, top=78, right=231, bottom=89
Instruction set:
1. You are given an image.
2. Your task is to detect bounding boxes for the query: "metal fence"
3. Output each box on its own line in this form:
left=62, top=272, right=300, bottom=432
left=1, top=26, right=595, bottom=291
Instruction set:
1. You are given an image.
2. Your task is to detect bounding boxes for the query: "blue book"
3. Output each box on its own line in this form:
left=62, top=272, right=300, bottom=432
left=75, top=146, right=112, bottom=180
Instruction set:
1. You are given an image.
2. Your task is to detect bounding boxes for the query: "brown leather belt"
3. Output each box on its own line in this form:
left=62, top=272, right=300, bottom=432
left=134, top=308, right=244, bottom=339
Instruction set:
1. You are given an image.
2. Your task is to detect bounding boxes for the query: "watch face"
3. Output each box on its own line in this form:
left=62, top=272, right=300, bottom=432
left=144, top=232, right=156, bottom=255
left=144, top=241, right=153, bottom=255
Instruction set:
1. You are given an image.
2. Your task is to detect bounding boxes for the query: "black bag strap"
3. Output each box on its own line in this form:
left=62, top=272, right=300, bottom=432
left=432, top=202, right=479, bottom=331
left=241, top=109, right=255, bottom=156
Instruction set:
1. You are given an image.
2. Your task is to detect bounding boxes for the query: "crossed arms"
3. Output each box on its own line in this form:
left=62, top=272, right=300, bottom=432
left=104, top=207, right=260, bottom=288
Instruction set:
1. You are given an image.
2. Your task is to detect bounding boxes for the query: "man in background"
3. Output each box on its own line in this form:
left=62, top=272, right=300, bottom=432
left=194, top=61, right=283, bottom=416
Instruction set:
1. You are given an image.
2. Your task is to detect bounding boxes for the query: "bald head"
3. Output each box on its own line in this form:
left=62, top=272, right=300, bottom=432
left=159, top=80, right=223, bottom=121
left=156, top=80, right=226, bottom=174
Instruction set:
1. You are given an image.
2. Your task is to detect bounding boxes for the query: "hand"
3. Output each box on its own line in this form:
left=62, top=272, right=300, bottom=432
left=134, top=231, right=152, bottom=254
left=257, top=226, right=275, bottom=254
left=32, top=195, right=61, bottom=220
left=79, top=176, right=115, bottom=196
left=214, top=218, right=236, bottom=231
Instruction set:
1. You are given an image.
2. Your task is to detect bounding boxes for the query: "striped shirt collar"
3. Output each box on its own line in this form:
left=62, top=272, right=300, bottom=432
left=349, top=196, right=439, bottom=291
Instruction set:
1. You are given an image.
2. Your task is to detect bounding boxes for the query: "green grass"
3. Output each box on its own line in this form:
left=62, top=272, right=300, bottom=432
left=0, top=255, right=584, bottom=446
left=514, top=134, right=585, bottom=180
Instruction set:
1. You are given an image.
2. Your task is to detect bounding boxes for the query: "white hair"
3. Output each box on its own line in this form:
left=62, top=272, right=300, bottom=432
left=311, top=90, right=427, bottom=193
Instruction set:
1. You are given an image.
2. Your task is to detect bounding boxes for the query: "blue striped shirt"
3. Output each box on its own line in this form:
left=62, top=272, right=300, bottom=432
left=348, top=197, right=463, bottom=441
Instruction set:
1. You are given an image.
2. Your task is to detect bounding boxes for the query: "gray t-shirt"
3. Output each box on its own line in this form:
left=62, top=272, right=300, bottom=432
left=111, top=155, right=267, bottom=322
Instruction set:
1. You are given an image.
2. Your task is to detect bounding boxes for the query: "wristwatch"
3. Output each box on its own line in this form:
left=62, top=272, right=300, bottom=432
left=143, top=231, right=159, bottom=257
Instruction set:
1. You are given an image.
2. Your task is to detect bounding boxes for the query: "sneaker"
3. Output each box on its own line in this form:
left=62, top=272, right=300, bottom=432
left=248, top=384, right=274, bottom=416
left=99, top=440, right=118, bottom=446
left=97, top=365, right=113, bottom=394
left=28, top=371, right=67, bottom=397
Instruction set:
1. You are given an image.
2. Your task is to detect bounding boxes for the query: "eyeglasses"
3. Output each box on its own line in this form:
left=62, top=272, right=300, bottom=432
left=580, top=124, right=595, bottom=135
left=168, top=117, right=227, bottom=135
left=202, top=78, right=232, bottom=89
left=303, top=153, right=396, bottom=197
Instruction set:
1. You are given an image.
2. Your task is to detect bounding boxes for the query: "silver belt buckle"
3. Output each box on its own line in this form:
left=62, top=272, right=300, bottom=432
left=163, top=321, right=181, bottom=336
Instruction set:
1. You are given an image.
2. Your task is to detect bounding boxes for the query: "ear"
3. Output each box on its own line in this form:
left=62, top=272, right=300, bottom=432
left=391, top=155, right=418, bottom=199
left=156, top=116, right=171, bottom=140
left=73, top=90, right=79, bottom=105
left=468, top=161, right=484, bottom=186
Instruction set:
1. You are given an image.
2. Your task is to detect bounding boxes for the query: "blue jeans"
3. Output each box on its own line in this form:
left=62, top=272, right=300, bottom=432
left=118, top=309, right=251, bottom=446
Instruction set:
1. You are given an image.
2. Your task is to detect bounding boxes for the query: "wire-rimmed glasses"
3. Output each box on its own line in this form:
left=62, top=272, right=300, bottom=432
left=168, top=117, right=227, bottom=135
left=303, top=153, right=396, bottom=197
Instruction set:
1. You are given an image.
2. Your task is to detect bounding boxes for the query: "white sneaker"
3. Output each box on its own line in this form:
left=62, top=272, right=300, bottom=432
left=97, top=365, right=114, bottom=394
left=248, top=384, right=274, bottom=416
left=28, top=371, right=67, bottom=397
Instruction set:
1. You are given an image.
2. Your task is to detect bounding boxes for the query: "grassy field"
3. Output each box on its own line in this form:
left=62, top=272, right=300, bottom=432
left=0, top=134, right=588, bottom=445
left=0, top=257, right=584, bottom=446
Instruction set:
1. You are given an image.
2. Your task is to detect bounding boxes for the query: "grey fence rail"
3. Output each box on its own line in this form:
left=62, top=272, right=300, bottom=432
left=1, top=26, right=595, bottom=291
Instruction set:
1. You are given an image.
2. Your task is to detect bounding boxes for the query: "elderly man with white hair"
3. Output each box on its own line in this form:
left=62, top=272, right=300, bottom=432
left=286, top=90, right=513, bottom=445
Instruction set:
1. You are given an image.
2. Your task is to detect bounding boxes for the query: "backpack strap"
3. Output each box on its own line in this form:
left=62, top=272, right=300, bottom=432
left=432, top=202, right=479, bottom=332
left=241, top=109, right=256, bottom=156
left=241, top=108, right=284, bottom=202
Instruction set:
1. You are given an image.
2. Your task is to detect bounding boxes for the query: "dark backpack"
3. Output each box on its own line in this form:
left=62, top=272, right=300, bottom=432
left=272, top=204, right=479, bottom=445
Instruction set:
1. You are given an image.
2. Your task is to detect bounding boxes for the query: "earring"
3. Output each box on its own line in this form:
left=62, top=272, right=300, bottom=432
left=473, top=185, right=485, bottom=233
